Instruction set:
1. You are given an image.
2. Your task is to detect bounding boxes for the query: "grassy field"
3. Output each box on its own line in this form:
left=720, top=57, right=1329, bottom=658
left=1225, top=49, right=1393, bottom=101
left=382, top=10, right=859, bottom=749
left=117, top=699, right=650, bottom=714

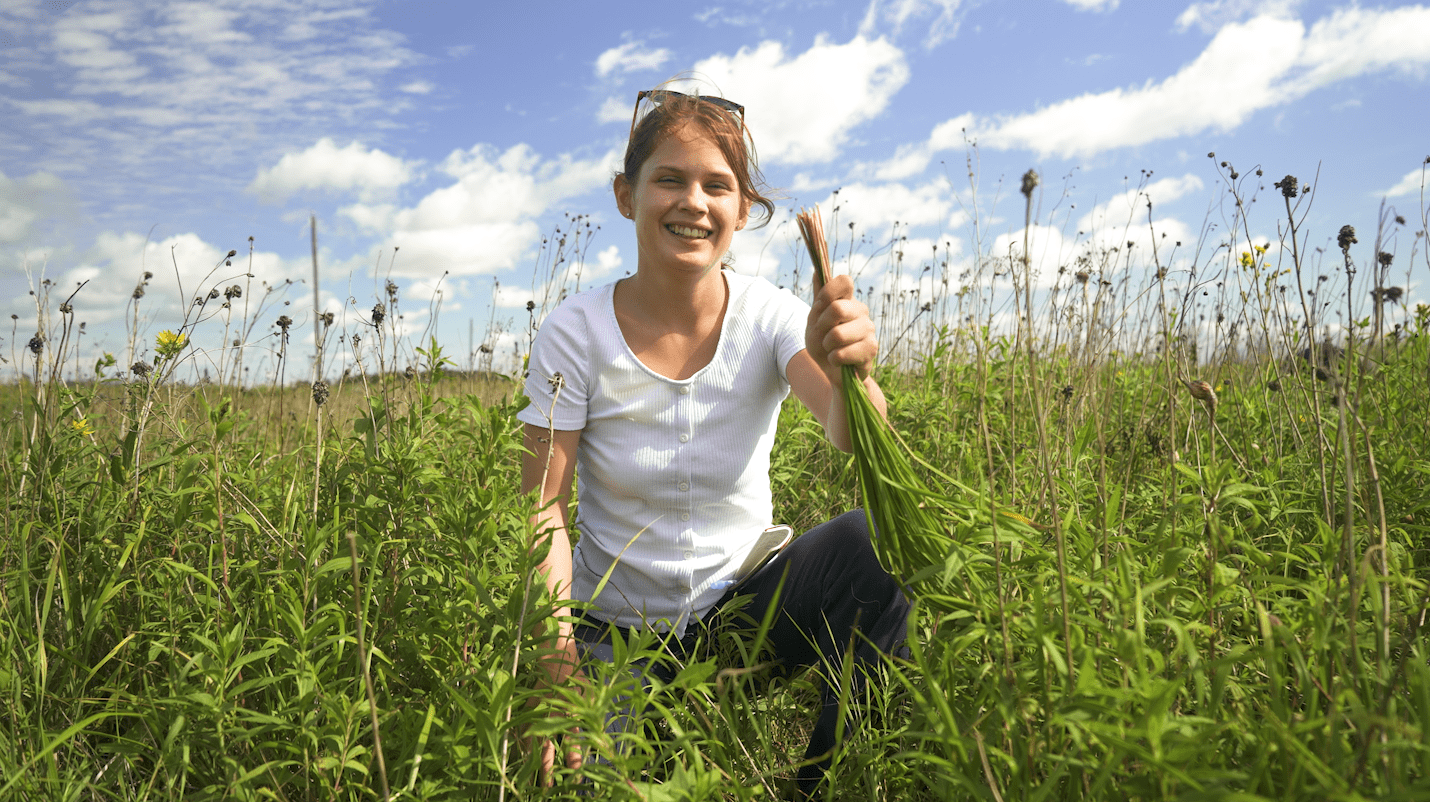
left=2, top=169, right=1428, bottom=799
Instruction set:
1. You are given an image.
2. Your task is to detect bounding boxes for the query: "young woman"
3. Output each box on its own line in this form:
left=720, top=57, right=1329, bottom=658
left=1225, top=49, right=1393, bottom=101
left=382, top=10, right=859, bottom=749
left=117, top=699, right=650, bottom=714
left=518, top=89, right=910, bottom=795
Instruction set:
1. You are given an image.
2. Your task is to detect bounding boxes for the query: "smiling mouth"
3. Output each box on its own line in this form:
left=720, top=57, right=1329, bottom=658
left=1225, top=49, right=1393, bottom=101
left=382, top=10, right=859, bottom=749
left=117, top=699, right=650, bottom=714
left=666, top=224, right=710, bottom=240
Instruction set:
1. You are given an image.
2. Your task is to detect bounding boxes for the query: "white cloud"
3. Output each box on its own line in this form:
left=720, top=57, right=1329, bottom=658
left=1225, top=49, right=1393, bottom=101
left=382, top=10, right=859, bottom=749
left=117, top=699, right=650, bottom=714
left=343, top=143, right=619, bottom=278
left=1380, top=165, right=1428, bottom=199
left=1063, top=0, right=1119, bottom=11
left=682, top=35, right=909, bottom=165
left=24, top=230, right=308, bottom=343
left=2, top=0, right=422, bottom=211
left=1290, top=6, right=1430, bottom=94
left=248, top=138, right=418, bottom=203
left=819, top=180, right=960, bottom=235
left=1075, top=174, right=1205, bottom=233
left=595, top=40, right=672, bottom=79
left=859, top=0, right=967, bottom=48
left=597, top=95, right=630, bottom=125
left=915, top=6, right=1430, bottom=160
left=400, top=80, right=434, bottom=94
left=1176, top=0, right=1297, bottom=34
left=976, top=15, right=1303, bottom=158
left=0, top=170, right=73, bottom=244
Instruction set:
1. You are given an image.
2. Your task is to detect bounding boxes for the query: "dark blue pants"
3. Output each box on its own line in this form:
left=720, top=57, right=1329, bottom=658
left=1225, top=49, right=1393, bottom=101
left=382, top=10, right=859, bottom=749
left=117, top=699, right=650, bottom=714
left=575, top=510, right=911, bottom=792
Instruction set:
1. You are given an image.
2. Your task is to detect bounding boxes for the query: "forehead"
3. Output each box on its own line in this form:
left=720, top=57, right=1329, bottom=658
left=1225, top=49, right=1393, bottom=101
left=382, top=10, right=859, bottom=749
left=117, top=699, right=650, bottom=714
left=643, top=124, right=736, bottom=176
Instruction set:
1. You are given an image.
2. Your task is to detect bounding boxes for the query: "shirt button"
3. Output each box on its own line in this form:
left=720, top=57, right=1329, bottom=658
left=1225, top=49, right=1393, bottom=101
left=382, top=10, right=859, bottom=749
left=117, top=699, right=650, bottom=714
left=679, top=434, right=689, bottom=443
left=679, top=386, right=691, bottom=395
left=678, top=482, right=689, bottom=492
left=683, top=550, right=694, bottom=560
left=680, top=512, right=690, bottom=521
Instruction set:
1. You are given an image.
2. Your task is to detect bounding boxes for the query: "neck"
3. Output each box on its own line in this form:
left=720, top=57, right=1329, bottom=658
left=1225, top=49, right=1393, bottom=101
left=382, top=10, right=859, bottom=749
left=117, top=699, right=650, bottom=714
left=620, top=265, right=727, bottom=331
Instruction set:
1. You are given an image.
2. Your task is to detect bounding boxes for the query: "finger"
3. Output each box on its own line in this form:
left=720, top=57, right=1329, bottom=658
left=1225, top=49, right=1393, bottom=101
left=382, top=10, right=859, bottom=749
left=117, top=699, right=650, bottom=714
left=565, top=732, right=584, bottom=771
left=540, top=738, right=556, bottom=788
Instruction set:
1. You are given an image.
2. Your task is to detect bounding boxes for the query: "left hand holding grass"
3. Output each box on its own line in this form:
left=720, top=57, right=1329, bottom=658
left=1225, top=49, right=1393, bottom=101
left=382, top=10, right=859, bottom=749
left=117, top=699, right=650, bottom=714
left=806, top=274, right=877, bottom=383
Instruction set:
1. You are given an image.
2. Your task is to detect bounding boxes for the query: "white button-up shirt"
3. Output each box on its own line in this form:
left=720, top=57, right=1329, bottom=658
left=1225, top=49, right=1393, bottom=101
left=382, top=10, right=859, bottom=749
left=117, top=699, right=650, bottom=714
left=518, top=272, right=808, bottom=635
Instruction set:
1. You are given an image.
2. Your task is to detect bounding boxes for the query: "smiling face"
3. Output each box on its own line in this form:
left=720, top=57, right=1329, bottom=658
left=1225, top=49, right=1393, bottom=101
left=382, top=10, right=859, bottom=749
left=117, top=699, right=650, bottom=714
left=614, top=123, right=750, bottom=280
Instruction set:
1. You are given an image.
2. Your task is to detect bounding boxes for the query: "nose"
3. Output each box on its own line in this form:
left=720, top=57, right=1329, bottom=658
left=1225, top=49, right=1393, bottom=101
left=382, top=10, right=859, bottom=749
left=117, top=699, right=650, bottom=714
left=677, top=182, right=709, bottom=213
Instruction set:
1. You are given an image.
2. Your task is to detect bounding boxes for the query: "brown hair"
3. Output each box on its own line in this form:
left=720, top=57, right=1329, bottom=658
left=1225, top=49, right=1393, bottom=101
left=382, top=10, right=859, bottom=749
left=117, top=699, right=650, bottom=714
left=620, top=92, right=776, bottom=229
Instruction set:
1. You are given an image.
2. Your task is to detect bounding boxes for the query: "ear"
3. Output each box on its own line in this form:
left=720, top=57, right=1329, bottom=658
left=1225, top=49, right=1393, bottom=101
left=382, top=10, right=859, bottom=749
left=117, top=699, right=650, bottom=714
left=613, top=174, right=632, bottom=219
left=736, top=198, right=749, bottom=231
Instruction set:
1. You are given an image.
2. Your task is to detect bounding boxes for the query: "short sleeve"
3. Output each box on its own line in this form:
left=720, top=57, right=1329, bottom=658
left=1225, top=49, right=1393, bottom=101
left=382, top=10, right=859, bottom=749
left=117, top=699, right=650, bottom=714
left=766, top=283, right=810, bottom=383
left=516, top=304, right=590, bottom=431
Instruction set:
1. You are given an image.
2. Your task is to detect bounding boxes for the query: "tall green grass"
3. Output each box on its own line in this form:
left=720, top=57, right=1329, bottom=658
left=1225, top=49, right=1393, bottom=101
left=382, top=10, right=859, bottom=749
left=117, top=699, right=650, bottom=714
left=2, top=158, right=1427, bottom=799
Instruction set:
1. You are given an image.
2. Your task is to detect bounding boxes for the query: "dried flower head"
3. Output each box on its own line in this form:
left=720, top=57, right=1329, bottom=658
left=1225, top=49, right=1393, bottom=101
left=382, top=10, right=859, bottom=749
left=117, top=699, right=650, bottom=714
left=1075, top=269, right=1090, bottom=284
left=1020, top=169, right=1040, bottom=199
left=404, top=364, right=416, bottom=380
left=1185, top=379, right=1218, bottom=415
left=320, top=311, right=335, bottom=327
left=1337, top=225, right=1357, bottom=251
left=208, top=288, right=220, bottom=300
left=59, top=302, right=72, bottom=314
left=1377, top=251, right=1393, bottom=267
left=370, top=303, right=385, bottom=326
left=131, top=361, right=152, bottom=378
left=224, top=284, right=242, bottom=300
left=27, top=335, right=43, bottom=355
left=311, top=380, right=329, bottom=407
left=276, top=315, right=293, bottom=332
left=1275, top=175, right=1298, bottom=198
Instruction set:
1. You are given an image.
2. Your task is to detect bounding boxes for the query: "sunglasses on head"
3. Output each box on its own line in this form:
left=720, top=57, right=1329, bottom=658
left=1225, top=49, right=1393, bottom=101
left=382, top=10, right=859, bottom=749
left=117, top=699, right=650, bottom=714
left=629, top=89, right=745, bottom=140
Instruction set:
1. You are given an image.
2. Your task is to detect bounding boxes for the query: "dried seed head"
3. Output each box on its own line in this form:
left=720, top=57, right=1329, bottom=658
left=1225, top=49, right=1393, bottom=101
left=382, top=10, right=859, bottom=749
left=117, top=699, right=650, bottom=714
left=311, top=380, right=329, bottom=407
left=59, top=302, right=72, bottom=314
left=132, top=285, right=146, bottom=300
left=1075, top=269, right=1090, bottom=284
left=143, top=271, right=153, bottom=280
left=27, top=335, right=43, bottom=355
left=320, top=311, right=335, bottom=327
left=385, top=280, right=399, bottom=301
left=208, top=288, right=220, bottom=300
left=370, top=303, right=385, bottom=325
left=1020, top=169, right=1039, bottom=198
left=1275, top=175, right=1298, bottom=198
left=224, top=284, right=242, bottom=300
left=351, top=333, right=361, bottom=349
left=525, top=300, right=536, bottom=312
left=1377, top=251, right=1393, bottom=267
left=131, top=361, right=152, bottom=377
left=404, top=365, right=416, bottom=380
left=276, top=315, right=293, bottom=332
left=1337, top=225, right=1357, bottom=251
left=1185, top=379, right=1218, bottom=414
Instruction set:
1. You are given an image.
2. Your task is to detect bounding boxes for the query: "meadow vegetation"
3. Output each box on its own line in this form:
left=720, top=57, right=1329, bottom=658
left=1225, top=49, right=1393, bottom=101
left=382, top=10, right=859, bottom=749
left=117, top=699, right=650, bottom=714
left=2, top=160, right=1428, bottom=800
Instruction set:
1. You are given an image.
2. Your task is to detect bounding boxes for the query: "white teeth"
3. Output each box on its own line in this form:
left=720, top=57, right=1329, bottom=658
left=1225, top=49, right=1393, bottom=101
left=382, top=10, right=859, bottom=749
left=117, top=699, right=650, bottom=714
left=667, top=224, right=709, bottom=239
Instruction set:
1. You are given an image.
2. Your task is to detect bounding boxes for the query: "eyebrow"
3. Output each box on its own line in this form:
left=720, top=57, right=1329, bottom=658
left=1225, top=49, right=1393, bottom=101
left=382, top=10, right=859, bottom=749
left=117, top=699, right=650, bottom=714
left=649, top=163, right=736, bottom=180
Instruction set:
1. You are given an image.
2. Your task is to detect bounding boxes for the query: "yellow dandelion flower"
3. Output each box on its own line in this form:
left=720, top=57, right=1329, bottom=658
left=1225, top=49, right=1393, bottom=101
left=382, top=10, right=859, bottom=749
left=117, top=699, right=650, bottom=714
left=156, top=330, right=188, bottom=359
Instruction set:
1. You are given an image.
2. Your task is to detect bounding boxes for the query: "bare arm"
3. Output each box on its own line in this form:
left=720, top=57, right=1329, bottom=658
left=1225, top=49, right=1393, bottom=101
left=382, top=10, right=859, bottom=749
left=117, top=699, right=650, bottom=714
left=521, top=423, right=583, bottom=685
left=788, top=274, right=888, bottom=452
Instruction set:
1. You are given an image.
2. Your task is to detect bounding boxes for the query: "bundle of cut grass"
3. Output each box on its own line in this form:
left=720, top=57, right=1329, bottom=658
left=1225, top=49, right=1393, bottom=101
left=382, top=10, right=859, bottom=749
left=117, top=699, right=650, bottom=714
left=797, top=209, right=1038, bottom=595
left=797, top=208, right=955, bottom=587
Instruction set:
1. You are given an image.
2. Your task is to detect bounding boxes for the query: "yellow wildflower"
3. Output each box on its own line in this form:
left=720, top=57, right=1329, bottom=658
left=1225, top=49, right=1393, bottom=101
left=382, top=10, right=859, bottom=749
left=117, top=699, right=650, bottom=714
left=71, top=418, right=94, bottom=437
left=156, top=330, right=188, bottom=359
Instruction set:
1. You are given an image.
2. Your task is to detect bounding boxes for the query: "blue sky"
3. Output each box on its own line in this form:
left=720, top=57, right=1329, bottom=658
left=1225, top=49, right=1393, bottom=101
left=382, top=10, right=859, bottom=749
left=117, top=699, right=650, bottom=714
left=2, top=0, right=1428, bottom=378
